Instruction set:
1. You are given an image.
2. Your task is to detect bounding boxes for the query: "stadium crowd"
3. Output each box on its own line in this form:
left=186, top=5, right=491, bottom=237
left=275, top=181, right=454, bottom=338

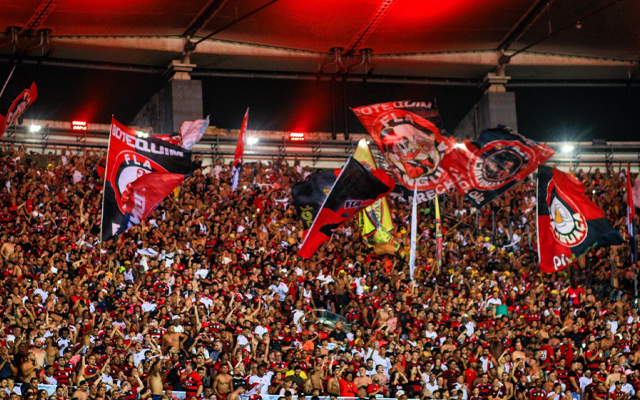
left=0, top=144, right=638, bottom=400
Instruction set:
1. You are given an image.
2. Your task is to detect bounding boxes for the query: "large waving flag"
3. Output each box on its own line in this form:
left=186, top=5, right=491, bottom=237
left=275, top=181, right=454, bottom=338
left=441, top=126, right=554, bottom=208
left=101, top=118, right=194, bottom=242
left=295, top=157, right=395, bottom=259
left=179, top=115, right=209, bottom=150
left=0, top=66, right=38, bottom=137
left=352, top=101, right=456, bottom=192
left=291, top=170, right=338, bottom=235
left=627, top=166, right=637, bottom=263
left=353, top=139, right=403, bottom=256
left=231, top=108, right=249, bottom=191
left=537, top=166, right=623, bottom=273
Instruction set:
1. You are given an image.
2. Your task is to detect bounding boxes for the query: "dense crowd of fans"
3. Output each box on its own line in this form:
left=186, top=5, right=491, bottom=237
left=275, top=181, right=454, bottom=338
left=0, top=144, right=639, bottom=400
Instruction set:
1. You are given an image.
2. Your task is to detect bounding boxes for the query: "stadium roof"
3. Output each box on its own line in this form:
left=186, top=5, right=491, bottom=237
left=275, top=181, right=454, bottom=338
left=2, top=0, right=639, bottom=81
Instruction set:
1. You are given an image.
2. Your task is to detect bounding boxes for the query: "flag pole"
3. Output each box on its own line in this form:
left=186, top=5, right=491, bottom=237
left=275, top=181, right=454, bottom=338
left=100, top=116, right=114, bottom=244
left=409, top=184, right=418, bottom=281
left=0, top=64, right=17, bottom=100
left=492, top=209, right=496, bottom=245
left=611, top=256, right=616, bottom=302
left=435, top=193, right=443, bottom=275
left=627, top=163, right=637, bottom=306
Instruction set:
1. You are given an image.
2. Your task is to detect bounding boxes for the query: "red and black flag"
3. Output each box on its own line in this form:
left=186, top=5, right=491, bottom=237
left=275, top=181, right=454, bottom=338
left=295, top=157, right=395, bottom=259
left=537, top=166, right=623, bottom=273
left=441, top=126, right=554, bottom=208
left=0, top=66, right=37, bottom=137
left=101, top=118, right=194, bottom=242
left=352, top=101, right=456, bottom=192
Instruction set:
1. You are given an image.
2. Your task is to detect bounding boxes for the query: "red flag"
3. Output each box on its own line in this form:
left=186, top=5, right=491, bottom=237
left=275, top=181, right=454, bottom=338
left=441, top=126, right=554, bottom=208
left=352, top=101, right=456, bottom=192
left=0, top=68, right=37, bottom=137
left=122, top=172, right=185, bottom=224
left=537, top=166, right=623, bottom=273
left=297, top=158, right=395, bottom=259
left=231, top=108, right=249, bottom=190
left=101, top=118, right=193, bottom=241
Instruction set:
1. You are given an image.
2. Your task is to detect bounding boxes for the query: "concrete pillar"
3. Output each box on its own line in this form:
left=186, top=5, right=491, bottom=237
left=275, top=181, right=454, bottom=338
left=453, top=73, right=518, bottom=140
left=131, top=61, right=202, bottom=134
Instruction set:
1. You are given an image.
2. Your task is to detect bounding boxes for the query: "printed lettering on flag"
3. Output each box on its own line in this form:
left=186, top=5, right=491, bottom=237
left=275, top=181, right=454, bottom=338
left=296, top=158, right=395, bottom=259
left=353, top=139, right=403, bottom=255
left=537, top=166, right=623, bottom=273
left=352, top=101, right=455, bottom=193
left=101, top=118, right=194, bottom=241
left=442, top=126, right=554, bottom=208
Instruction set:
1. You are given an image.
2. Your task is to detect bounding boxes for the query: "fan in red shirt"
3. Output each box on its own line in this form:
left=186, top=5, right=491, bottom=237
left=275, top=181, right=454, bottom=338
left=181, top=362, right=204, bottom=399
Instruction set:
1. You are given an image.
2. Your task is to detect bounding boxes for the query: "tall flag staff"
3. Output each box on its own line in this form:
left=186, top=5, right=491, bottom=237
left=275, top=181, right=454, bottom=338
left=435, top=194, right=443, bottom=275
left=627, top=164, right=637, bottom=264
left=627, top=164, right=637, bottom=303
left=293, top=156, right=396, bottom=259
left=231, top=108, right=249, bottom=191
left=100, top=118, right=196, bottom=242
left=409, top=184, right=418, bottom=280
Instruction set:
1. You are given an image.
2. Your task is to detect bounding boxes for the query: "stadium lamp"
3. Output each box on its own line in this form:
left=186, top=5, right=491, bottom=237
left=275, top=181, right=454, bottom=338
left=247, top=137, right=259, bottom=145
left=454, top=143, right=466, bottom=149
left=29, top=124, right=42, bottom=133
left=562, top=144, right=575, bottom=153
left=72, top=120, right=87, bottom=131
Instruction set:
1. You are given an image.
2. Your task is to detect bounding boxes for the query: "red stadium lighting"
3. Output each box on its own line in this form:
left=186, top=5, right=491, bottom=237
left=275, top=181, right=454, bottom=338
left=289, top=132, right=305, bottom=141
left=72, top=120, right=87, bottom=131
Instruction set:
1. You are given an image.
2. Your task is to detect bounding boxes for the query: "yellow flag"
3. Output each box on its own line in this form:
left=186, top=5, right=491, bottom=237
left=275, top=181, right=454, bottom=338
left=354, top=139, right=403, bottom=256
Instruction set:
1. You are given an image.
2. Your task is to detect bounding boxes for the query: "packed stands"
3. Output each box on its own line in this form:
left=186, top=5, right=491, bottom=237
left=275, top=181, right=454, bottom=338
left=0, top=143, right=638, bottom=400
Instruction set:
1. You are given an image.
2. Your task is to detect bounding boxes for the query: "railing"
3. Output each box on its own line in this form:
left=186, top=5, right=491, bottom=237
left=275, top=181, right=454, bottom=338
left=37, top=386, right=417, bottom=400
left=313, top=309, right=352, bottom=332
left=5, top=119, right=640, bottom=171
left=37, top=385, right=189, bottom=399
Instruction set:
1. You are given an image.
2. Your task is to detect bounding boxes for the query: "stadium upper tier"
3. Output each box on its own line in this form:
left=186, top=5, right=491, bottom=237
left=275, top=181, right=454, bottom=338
left=3, top=119, right=640, bottom=170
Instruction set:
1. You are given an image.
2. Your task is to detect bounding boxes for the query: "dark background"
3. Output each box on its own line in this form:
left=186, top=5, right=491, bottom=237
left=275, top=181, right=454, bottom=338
left=11, top=64, right=640, bottom=142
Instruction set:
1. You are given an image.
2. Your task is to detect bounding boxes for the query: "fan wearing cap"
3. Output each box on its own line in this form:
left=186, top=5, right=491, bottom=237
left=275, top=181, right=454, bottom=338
left=395, top=389, right=408, bottom=400
left=609, top=375, right=635, bottom=398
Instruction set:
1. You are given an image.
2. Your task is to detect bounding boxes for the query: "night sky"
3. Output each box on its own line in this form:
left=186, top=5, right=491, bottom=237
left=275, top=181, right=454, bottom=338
left=11, top=64, right=640, bottom=142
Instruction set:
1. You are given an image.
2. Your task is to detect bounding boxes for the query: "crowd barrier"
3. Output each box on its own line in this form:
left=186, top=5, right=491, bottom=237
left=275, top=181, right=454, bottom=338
left=37, top=385, right=415, bottom=400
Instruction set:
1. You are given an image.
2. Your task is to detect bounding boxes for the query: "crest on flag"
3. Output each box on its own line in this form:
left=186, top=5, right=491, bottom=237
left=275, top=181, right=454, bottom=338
left=549, top=196, right=588, bottom=246
left=537, top=166, right=623, bottom=273
left=442, top=126, right=554, bottom=208
left=352, top=101, right=455, bottom=192
left=295, top=157, right=395, bottom=259
left=101, top=118, right=195, bottom=241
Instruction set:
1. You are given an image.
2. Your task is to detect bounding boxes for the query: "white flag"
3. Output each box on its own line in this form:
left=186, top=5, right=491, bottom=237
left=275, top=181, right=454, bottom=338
left=179, top=115, right=209, bottom=150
